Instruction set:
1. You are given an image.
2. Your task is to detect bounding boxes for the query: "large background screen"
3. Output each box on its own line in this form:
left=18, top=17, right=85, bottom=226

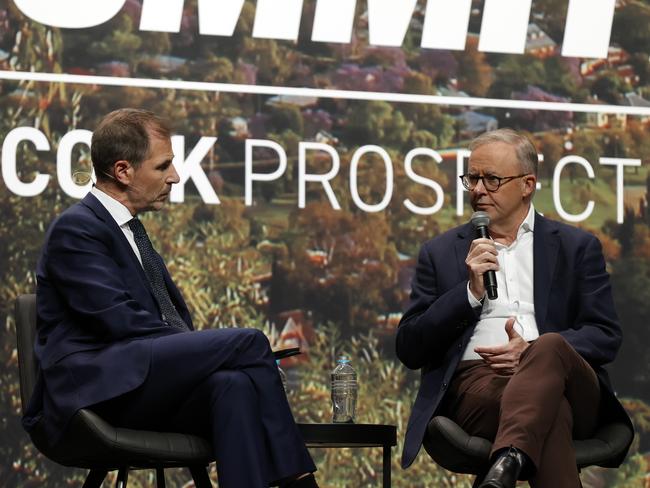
left=1, top=1, right=649, bottom=486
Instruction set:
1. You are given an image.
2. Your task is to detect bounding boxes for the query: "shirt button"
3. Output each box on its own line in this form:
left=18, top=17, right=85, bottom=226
left=442, top=382, right=448, bottom=389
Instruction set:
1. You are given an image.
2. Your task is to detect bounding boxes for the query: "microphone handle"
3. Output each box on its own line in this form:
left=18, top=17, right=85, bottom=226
left=476, top=225, right=498, bottom=300
left=486, top=280, right=498, bottom=300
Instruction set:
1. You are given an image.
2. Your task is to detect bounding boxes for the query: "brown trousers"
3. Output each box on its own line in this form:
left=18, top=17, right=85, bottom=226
left=442, top=333, right=600, bottom=488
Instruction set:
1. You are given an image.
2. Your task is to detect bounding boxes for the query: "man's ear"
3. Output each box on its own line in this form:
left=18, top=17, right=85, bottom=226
left=112, top=160, right=133, bottom=185
left=522, top=174, right=536, bottom=198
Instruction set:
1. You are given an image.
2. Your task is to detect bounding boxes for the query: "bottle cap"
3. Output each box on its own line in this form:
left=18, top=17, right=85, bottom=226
left=337, top=356, right=350, bottom=363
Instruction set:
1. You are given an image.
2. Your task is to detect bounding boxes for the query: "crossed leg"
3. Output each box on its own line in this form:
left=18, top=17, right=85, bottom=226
left=443, top=333, right=600, bottom=488
left=91, top=328, right=315, bottom=487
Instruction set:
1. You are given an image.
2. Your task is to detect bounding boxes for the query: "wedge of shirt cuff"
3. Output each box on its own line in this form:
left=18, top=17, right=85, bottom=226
left=467, top=282, right=485, bottom=309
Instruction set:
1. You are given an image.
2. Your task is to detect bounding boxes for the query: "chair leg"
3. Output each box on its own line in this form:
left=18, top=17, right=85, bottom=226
left=115, top=468, right=129, bottom=488
left=82, top=470, right=108, bottom=488
left=156, top=467, right=166, bottom=488
left=189, top=465, right=212, bottom=488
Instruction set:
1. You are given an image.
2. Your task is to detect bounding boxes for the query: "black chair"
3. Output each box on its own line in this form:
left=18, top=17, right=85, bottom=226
left=423, top=411, right=634, bottom=487
left=15, top=293, right=214, bottom=488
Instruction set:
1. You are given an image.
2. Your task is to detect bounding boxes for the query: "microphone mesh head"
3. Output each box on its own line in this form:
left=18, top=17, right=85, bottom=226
left=470, top=211, right=490, bottom=228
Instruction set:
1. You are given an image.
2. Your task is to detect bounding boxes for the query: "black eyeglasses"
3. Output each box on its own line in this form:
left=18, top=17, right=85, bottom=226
left=459, top=173, right=530, bottom=192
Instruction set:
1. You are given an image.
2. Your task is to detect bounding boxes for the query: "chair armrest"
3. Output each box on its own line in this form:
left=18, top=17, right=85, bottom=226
left=273, top=347, right=301, bottom=360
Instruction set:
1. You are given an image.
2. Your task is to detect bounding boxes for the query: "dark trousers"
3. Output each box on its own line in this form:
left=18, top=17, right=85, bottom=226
left=442, top=333, right=600, bottom=488
left=92, top=328, right=315, bottom=487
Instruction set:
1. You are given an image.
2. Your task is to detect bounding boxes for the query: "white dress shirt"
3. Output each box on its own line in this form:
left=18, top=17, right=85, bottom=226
left=462, top=204, right=539, bottom=360
left=90, top=186, right=143, bottom=266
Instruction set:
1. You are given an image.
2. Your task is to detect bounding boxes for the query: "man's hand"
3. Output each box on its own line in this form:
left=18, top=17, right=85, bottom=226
left=466, top=237, right=499, bottom=300
left=474, top=317, right=529, bottom=375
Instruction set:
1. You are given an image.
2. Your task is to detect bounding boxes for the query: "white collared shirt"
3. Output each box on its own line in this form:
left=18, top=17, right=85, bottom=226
left=462, top=204, right=539, bottom=360
left=90, top=186, right=143, bottom=266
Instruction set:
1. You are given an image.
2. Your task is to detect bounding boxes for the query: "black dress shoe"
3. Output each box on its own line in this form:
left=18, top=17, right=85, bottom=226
left=478, top=447, right=527, bottom=488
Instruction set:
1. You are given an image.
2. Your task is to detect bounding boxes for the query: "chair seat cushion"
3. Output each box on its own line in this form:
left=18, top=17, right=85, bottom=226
left=423, top=416, right=634, bottom=475
left=423, top=416, right=491, bottom=474
left=574, top=422, right=634, bottom=469
left=33, top=409, right=213, bottom=470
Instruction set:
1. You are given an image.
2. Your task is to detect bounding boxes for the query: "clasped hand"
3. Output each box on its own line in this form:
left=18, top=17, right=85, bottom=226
left=474, top=317, right=529, bottom=375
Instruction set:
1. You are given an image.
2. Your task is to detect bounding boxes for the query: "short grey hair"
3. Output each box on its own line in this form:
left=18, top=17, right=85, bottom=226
left=469, top=128, right=538, bottom=176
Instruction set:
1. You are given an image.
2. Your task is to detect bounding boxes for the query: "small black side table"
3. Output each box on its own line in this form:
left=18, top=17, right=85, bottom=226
left=297, top=423, right=397, bottom=487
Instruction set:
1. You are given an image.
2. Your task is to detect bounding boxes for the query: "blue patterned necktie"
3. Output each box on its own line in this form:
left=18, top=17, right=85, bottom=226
left=128, top=218, right=189, bottom=330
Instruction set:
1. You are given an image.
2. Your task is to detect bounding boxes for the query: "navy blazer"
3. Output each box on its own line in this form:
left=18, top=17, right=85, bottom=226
left=396, top=213, right=632, bottom=469
left=23, top=193, right=193, bottom=443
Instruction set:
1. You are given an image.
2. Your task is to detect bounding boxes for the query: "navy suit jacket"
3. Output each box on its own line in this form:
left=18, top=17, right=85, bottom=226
left=396, top=212, right=632, bottom=469
left=23, top=193, right=193, bottom=443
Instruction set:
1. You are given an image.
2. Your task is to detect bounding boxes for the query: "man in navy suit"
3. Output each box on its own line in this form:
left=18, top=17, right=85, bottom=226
left=396, top=129, right=632, bottom=487
left=24, top=108, right=318, bottom=488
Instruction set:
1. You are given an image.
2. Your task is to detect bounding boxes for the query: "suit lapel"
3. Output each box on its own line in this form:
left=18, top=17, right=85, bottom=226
left=454, top=223, right=473, bottom=281
left=80, top=193, right=153, bottom=295
left=533, top=213, right=559, bottom=332
left=80, top=193, right=194, bottom=328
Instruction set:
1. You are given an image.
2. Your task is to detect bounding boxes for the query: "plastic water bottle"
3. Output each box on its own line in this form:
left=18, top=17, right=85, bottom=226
left=276, top=360, right=288, bottom=393
left=331, top=356, right=357, bottom=423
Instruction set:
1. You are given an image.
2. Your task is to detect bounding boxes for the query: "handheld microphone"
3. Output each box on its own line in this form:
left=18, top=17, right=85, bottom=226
left=470, top=211, right=498, bottom=300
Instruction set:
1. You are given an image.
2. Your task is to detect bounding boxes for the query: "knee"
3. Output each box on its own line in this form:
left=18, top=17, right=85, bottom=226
left=244, top=329, right=273, bottom=357
left=529, top=332, right=570, bottom=355
left=229, top=329, right=277, bottom=370
left=225, top=327, right=271, bottom=354
left=238, top=328, right=269, bottom=346
left=521, top=333, right=577, bottom=369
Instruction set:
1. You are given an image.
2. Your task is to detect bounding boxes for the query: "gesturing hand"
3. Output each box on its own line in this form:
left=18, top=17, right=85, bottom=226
left=474, top=317, right=529, bottom=375
left=465, top=237, right=498, bottom=301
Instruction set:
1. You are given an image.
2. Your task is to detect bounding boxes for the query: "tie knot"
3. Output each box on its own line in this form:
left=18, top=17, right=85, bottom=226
left=128, top=218, right=147, bottom=238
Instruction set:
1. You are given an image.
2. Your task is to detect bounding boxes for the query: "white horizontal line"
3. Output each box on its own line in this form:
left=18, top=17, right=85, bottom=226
left=2, top=70, right=649, bottom=116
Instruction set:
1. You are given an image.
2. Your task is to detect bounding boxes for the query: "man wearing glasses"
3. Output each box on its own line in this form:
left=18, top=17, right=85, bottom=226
left=396, top=129, right=631, bottom=487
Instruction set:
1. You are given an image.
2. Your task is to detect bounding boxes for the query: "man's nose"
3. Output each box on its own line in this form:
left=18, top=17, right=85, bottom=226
left=472, top=177, right=488, bottom=195
left=168, top=164, right=180, bottom=184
